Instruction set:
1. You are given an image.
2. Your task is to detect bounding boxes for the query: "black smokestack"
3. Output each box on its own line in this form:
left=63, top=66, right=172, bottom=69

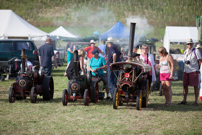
left=21, top=49, right=26, bottom=73
left=128, top=23, right=136, bottom=61
left=73, top=50, right=79, bottom=79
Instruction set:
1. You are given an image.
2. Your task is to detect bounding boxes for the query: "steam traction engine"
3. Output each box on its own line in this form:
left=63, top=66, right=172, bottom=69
left=111, top=23, right=151, bottom=110
left=9, top=49, right=54, bottom=103
left=62, top=50, right=99, bottom=106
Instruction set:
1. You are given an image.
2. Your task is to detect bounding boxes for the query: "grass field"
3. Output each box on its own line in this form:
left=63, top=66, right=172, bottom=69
left=0, top=63, right=202, bottom=135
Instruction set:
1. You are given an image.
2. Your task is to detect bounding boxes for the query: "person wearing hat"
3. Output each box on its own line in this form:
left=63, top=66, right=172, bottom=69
left=84, top=40, right=106, bottom=59
left=196, top=44, right=202, bottom=49
left=84, top=39, right=106, bottom=71
left=89, top=49, right=110, bottom=99
left=178, top=38, right=202, bottom=106
left=64, top=49, right=86, bottom=80
left=106, top=37, right=121, bottom=98
left=132, top=52, right=140, bottom=61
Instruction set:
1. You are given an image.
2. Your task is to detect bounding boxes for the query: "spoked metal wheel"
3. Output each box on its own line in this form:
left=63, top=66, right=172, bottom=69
left=90, top=81, right=99, bottom=103
left=84, top=89, right=89, bottom=106
left=113, top=87, right=119, bottom=109
left=43, top=76, right=54, bottom=100
left=142, top=80, right=149, bottom=107
left=30, top=87, right=37, bottom=103
left=62, top=89, right=68, bottom=106
left=67, top=81, right=72, bottom=102
left=136, top=90, right=143, bottom=110
left=9, top=87, right=16, bottom=103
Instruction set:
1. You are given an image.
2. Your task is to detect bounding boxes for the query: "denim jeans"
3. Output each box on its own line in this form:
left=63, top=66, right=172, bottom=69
left=44, top=66, right=52, bottom=76
left=108, top=68, right=118, bottom=97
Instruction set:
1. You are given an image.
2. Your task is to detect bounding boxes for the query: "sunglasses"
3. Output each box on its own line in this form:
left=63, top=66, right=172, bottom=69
left=186, top=43, right=193, bottom=45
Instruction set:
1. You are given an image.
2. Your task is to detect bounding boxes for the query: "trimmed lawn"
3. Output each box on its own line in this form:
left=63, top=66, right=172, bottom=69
left=0, top=64, right=202, bottom=135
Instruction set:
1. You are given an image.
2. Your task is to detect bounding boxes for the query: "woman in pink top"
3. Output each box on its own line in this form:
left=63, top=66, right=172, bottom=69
left=156, top=47, right=174, bottom=106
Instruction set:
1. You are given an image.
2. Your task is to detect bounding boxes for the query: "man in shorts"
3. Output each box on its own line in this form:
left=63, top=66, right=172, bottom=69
left=178, top=38, right=202, bottom=106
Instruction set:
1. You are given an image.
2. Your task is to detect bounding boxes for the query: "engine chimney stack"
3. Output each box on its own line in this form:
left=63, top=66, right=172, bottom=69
left=21, top=49, right=26, bottom=73
left=128, top=23, right=136, bottom=61
left=73, top=50, right=79, bottom=79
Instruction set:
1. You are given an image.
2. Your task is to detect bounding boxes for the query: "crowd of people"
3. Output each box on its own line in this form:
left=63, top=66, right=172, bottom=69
left=38, top=37, right=202, bottom=106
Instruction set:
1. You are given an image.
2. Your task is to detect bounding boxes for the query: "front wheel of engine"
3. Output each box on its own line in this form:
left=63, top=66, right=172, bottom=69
left=136, top=90, right=143, bottom=110
left=113, top=87, right=119, bottom=109
left=62, top=89, right=68, bottom=106
left=9, top=87, right=15, bottom=103
left=30, top=87, right=37, bottom=103
left=84, top=89, right=89, bottom=106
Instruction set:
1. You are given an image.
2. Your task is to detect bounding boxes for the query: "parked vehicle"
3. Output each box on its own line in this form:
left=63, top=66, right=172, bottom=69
left=62, top=51, right=99, bottom=106
left=53, top=48, right=65, bottom=66
left=0, top=39, right=39, bottom=79
left=9, top=49, right=54, bottom=103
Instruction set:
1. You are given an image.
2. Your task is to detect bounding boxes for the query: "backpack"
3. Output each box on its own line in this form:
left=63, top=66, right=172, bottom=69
left=184, top=48, right=201, bottom=69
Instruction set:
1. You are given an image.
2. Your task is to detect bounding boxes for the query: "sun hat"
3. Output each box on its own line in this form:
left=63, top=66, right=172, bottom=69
left=90, top=40, right=96, bottom=44
left=186, top=38, right=193, bottom=44
left=132, top=52, right=140, bottom=58
left=92, top=49, right=99, bottom=54
left=106, top=37, right=115, bottom=43
left=196, top=44, right=202, bottom=49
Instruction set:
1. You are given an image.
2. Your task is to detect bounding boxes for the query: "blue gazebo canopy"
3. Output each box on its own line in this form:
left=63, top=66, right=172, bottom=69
left=99, top=21, right=130, bottom=39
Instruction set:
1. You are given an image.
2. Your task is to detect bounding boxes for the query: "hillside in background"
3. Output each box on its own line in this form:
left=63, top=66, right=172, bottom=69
left=1, top=0, right=202, bottom=38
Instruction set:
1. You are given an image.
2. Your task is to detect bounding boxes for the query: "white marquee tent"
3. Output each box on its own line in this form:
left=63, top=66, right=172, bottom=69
left=49, top=26, right=78, bottom=38
left=0, top=10, right=47, bottom=39
left=164, top=26, right=198, bottom=52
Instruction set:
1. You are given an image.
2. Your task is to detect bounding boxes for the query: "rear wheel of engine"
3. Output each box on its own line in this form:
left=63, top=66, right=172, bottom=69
left=136, top=90, right=143, bottom=110
left=9, top=87, right=15, bottom=103
left=90, top=81, right=99, bottom=103
left=113, top=87, right=119, bottom=109
left=43, top=76, right=54, bottom=100
left=62, top=89, right=68, bottom=106
left=30, top=87, right=37, bottom=103
left=84, top=89, right=89, bottom=106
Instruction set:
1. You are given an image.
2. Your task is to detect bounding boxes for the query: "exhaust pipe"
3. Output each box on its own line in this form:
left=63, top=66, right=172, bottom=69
left=21, top=49, right=27, bottom=73
left=73, top=50, right=79, bottom=79
left=128, top=23, right=136, bottom=61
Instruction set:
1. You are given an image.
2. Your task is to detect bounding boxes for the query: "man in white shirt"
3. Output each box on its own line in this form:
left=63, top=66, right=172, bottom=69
left=178, top=38, right=202, bottom=106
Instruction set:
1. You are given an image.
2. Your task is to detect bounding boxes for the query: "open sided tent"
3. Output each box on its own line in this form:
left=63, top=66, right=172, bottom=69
left=164, top=26, right=198, bottom=52
left=0, top=10, right=47, bottom=39
left=49, top=26, right=78, bottom=38
left=99, top=21, right=130, bottom=39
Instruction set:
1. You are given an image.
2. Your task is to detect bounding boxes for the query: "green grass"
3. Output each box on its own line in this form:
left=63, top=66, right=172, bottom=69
left=1, top=0, right=201, bottom=39
left=1, top=63, right=202, bottom=135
